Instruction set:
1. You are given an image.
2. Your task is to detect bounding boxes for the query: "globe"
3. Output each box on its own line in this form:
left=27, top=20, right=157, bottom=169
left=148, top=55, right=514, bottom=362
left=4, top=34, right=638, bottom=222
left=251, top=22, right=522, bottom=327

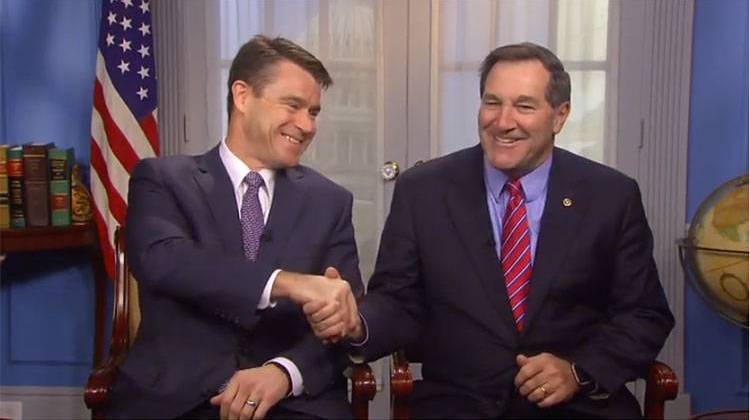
left=680, top=175, right=749, bottom=327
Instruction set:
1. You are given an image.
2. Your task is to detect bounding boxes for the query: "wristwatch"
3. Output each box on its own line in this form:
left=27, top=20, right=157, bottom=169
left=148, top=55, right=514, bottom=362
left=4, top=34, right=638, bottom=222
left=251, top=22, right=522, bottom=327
left=570, top=362, right=598, bottom=395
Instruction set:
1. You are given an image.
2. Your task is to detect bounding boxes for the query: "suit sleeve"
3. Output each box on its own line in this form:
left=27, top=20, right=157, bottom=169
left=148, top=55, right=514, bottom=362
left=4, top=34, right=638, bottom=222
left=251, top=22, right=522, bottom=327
left=357, top=175, right=427, bottom=361
left=126, top=158, right=275, bottom=332
left=276, top=191, right=364, bottom=396
left=570, top=180, right=675, bottom=393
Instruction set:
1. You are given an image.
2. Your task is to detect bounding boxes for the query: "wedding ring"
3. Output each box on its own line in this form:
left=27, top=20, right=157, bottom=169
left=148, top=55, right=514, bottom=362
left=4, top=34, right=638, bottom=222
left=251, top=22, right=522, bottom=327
left=539, top=385, right=548, bottom=396
left=245, top=399, right=258, bottom=408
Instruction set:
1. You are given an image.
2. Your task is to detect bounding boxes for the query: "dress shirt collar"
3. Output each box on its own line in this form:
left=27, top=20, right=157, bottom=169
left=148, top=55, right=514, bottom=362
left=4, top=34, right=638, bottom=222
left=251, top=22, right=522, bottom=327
left=219, top=138, right=275, bottom=193
left=483, top=151, right=553, bottom=203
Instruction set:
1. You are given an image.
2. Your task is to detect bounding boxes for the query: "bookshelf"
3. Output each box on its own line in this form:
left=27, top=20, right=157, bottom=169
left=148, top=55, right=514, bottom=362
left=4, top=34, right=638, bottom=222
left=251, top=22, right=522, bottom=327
left=0, top=223, right=107, bottom=366
left=0, top=224, right=95, bottom=252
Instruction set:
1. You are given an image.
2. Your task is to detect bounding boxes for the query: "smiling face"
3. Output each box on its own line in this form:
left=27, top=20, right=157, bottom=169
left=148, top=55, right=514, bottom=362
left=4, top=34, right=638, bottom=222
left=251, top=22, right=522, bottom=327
left=478, top=59, right=570, bottom=179
left=227, top=60, right=322, bottom=170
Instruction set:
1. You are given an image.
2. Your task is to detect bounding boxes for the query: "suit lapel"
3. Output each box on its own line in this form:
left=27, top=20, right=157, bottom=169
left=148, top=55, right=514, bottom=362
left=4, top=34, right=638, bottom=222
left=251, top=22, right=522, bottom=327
left=194, top=146, right=244, bottom=256
left=444, top=146, right=519, bottom=336
left=523, top=148, right=589, bottom=333
left=257, top=167, right=307, bottom=264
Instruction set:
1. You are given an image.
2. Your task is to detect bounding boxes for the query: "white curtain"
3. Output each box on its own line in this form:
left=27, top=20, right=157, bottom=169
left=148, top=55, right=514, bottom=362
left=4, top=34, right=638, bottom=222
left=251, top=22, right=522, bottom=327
left=436, top=0, right=613, bottom=163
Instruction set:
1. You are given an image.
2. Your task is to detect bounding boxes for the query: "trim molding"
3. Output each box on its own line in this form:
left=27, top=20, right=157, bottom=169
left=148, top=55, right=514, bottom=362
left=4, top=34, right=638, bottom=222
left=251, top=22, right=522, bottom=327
left=617, top=2, right=694, bottom=414
left=0, top=386, right=87, bottom=420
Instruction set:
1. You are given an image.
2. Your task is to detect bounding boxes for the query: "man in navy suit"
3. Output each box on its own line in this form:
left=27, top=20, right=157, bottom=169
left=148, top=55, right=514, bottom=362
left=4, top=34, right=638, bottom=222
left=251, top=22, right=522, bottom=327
left=308, top=43, right=674, bottom=418
left=110, top=35, right=362, bottom=419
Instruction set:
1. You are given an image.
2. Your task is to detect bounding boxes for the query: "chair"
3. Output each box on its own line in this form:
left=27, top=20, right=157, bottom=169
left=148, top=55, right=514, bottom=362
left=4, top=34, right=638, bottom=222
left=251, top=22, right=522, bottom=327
left=84, top=226, right=377, bottom=419
left=390, top=350, right=679, bottom=420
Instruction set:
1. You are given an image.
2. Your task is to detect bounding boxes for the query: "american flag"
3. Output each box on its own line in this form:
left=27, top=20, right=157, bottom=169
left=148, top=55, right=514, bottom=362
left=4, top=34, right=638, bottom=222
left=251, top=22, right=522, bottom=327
left=91, top=0, right=159, bottom=280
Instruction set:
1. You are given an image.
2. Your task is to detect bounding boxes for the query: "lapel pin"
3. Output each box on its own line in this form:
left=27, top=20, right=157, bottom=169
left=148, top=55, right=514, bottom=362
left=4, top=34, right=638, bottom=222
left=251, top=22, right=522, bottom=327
left=562, top=198, right=573, bottom=207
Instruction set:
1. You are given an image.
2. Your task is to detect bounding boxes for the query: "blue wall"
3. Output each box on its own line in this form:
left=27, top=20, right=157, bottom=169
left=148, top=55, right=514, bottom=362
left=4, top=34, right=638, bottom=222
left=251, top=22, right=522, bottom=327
left=685, top=0, right=749, bottom=414
left=0, top=0, right=102, bottom=386
left=1, top=0, right=749, bottom=413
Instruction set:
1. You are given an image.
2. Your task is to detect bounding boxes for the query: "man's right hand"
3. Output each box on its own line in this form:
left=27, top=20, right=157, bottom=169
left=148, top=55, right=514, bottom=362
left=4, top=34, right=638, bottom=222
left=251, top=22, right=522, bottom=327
left=302, top=268, right=364, bottom=343
left=272, top=267, right=360, bottom=343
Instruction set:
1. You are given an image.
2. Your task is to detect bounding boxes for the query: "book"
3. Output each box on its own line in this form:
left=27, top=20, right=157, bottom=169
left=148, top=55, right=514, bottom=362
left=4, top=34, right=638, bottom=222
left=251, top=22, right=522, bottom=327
left=8, top=145, right=25, bottom=228
left=22, top=143, right=54, bottom=227
left=48, top=147, right=75, bottom=226
left=0, top=145, right=8, bottom=228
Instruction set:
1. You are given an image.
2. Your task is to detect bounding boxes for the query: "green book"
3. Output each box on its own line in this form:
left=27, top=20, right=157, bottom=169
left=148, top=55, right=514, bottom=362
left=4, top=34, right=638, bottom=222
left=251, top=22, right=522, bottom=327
left=48, top=147, right=75, bottom=226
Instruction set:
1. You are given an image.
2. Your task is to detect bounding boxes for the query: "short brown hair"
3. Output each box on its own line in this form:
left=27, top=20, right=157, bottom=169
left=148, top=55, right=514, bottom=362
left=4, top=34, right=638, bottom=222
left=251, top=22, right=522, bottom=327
left=226, top=35, right=333, bottom=119
left=479, top=42, right=570, bottom=107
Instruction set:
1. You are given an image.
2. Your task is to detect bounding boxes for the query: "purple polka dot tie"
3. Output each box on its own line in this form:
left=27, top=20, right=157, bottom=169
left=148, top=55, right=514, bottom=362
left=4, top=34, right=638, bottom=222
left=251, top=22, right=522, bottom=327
left=241, top=171, right=265, bottom=261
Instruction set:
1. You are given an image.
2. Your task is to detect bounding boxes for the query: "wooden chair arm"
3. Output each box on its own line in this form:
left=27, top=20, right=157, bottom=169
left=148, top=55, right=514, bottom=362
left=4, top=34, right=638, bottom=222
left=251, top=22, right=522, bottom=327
left=83, top=362, right=119, bottom=416
left=351, top=362, right=377, bottom=420
left=84, top=321, right=132, bottom=409
left=644, top=360, right=679, bottom=419
left=83, top=313, right=130, bottom=417
left=391, top=350, right=414, bottom=419
left=84, top=226, right=131, bottom=418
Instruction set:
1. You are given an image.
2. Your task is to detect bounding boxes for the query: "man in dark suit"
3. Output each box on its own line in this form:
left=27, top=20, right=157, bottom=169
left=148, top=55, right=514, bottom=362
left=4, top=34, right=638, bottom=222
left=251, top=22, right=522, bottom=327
left=110, top=35, right=362, bottom=419
left=308, top=42, right=675, bottom=418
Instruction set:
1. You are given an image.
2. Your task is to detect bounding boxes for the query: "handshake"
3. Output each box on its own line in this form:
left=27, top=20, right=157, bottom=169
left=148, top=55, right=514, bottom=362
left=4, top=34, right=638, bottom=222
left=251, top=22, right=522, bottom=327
left=273, top=267, right=363, bottom=344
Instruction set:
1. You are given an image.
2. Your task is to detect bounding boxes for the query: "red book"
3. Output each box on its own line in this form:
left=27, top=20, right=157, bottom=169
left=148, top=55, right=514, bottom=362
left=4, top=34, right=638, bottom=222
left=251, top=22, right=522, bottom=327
left=8, top=145, right=25, bottom=228
left=0, top=145, right=8, bottom=228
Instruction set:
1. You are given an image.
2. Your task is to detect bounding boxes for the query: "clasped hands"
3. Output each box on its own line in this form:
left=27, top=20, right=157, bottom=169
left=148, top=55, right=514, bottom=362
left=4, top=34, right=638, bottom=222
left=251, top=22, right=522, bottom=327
left=274, top=266, right=362, bottom=343
left=514, top=352, right=580, bottom=408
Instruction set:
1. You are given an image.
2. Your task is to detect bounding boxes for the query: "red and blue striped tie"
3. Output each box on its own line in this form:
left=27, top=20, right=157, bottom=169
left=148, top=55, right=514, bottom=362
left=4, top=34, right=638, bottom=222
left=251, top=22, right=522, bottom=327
left=501, top=180, right=532, bottom=331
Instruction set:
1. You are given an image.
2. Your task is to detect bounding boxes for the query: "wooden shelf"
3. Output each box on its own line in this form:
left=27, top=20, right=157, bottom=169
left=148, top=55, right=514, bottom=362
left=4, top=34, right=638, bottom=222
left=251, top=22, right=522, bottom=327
left=0, top=224, right=97, bottom=253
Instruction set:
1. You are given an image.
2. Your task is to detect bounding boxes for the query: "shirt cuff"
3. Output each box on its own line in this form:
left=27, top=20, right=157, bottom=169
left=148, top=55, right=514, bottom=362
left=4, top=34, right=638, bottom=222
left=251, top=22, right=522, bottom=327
left=349, top=313, right=369, bottom=346
left=266, top=357, right=304, bottom=396
left=257, top=269, right=281, bottom=310
left=347, top=313, right=369, bottom=364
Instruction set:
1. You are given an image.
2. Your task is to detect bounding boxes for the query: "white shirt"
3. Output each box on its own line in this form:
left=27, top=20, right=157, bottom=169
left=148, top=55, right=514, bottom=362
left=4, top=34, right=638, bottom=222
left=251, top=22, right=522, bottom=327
left=219, top=139, right=304, bottom=396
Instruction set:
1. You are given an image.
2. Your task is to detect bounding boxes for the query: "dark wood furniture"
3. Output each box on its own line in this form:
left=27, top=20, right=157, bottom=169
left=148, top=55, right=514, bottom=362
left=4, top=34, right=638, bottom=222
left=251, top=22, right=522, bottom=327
left=645, top=360, right=680, bottom=419
left=391, top=350, right=679, bottom=419
left=0, top=224, right=107, bottom=365
left=0, top=224, right=97, bottom=252
left=84, top=226, right=377, bottom=419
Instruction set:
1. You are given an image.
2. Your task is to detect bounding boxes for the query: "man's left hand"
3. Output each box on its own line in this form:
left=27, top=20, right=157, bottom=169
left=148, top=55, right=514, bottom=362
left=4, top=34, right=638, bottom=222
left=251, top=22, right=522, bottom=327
left=210, top=364, right=290, bottom=420
left=514, top=352, right=579, bottom=408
